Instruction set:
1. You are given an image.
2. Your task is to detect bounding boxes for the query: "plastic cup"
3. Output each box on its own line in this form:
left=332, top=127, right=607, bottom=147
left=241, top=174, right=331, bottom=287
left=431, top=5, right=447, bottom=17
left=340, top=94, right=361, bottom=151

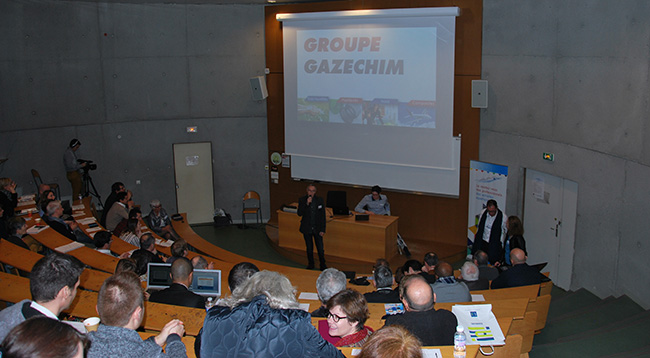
left=83, top=317, right=100, bottom=332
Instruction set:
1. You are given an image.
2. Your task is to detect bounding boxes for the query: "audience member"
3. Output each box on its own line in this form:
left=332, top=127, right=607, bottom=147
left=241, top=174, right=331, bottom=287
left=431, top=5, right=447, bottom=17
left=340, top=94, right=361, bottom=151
left=324, top=289, right=373, bottom=347
left=106, top=191, right=132, bottom=231
left=119, top=218, right=142, bottom=247
left=167, top=239, right=189, bottom=264
left=3, top=216, right=29, bottom=250
left=491, top=248, right=542, bottom=289
left=199, top=270, right=343, bottom=357
left=459, top=261, right=489, bottom=290
left=100, top=182, right=126, bottom=227
left=501, top=215, right=527, bottom=266
left=42, top=200, right=93, bottom=245
left=130, top=249, right=155, bottom=281
left=227, top=262, right=260, bottom=292
left=431, top=261, right=471, bottom=303
left=1, top=316, right=88, bottom=358
left=115, top=258, right=138, bottom=275
left=137, top=233, right=165, bottom=263
left=384, top=274, right=457, bottom=346
left=473, top=250, right=499, bottom=281
left=145, top=199, right=180, bottom=241
left=87, top=272, right=186, bottom=358
left=358, top=325, right=422, bottom=358
left=0, top=207, right=7, bottom=239
left=364, top=264, right=400, bottom=303
left=420, top=252, right=438, bottom=283
left=402, top=259, right=423, bottom=275
left=113, top=207, right=141, bottom=238
left=0, top=253, right=84, bottom=341
left=94, top=230, right=114, bottom=255
left=312, top=268, right=347, bottom=317
left=37, top=183, right=51, bottom=201
left=150, top=257, right=204, bottom=309
left=191, top=255, right=214, bottom=270
left=471, top=199, right=506, bottom=264
left=37, top=189, right=56, bottom=217
left=0, top=177, right=18, bottom=219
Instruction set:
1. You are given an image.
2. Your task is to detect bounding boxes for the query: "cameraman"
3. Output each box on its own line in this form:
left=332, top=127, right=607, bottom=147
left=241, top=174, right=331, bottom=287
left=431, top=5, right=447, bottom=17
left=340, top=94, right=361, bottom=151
left=63, top=138, right=86, bottom=200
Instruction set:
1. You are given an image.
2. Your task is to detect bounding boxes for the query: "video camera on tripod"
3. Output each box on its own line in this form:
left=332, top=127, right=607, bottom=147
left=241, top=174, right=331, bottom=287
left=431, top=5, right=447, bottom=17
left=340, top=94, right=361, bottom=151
left=77, top=159, right=97, bottom=172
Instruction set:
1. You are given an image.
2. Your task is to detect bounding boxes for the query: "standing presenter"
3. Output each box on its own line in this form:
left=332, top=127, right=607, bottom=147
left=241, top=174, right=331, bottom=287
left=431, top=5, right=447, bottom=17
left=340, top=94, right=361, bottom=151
left=297, top=184, right=327, bottom=270
left=355, top=185, right=390, bottom=215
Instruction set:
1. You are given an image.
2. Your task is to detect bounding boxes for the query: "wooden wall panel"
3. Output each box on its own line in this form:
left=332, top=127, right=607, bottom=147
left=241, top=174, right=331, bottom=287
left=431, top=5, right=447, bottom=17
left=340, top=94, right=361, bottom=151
left=265, top=0, right=482, bottom=249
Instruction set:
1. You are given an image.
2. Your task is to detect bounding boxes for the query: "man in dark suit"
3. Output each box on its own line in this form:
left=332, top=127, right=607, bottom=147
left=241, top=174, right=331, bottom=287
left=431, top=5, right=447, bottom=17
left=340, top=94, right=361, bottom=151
left=364, top=264, right=400, bottom=303
left=297, top=184, right=327, bottom=270
left=149, top=257, right=205, bottom=309
left=42, top=200, right=94, bottom=245
left=490, top=248, right=542, bottom=289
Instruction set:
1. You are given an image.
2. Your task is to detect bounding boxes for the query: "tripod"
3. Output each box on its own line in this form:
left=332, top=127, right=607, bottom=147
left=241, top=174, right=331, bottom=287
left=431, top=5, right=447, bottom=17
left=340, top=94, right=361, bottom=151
left=81, top=170, right=102, bottom=208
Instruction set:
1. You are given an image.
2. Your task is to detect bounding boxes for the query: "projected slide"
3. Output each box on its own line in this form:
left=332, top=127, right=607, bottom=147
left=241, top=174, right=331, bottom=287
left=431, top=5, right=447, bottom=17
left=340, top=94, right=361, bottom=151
left=296, top=28, right=437, bottom=128
left=280, top=7, right=461, bottom=196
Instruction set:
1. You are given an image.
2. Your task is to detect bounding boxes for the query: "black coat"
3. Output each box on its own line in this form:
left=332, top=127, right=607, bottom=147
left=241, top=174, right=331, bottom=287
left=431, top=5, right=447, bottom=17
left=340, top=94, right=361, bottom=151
left=384, top=308, right=457, bottom=346
left=490, top=263, right=542, bottom=289
left=364, top=289, right=401, bottom=304
left=297, top=195, right=326, bottom=234
left=149, top=283, right=205, bottom=309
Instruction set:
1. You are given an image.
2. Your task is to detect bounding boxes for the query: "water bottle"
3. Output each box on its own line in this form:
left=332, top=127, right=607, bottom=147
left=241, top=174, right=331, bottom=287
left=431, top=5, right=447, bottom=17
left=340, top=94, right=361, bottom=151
left=205, top=297, right=215, bottom=311
left=454, top=325, right=466, bottom=358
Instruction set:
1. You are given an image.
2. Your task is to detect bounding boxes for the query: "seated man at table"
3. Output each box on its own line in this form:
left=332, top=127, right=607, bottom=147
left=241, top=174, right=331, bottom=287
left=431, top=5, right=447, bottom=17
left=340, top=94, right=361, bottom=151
left=420, top=252, right=438, bottom=284
left=106, top=191, right=132, bottom=232
left=384, top=274, right=457, bottom=346
left=459, top=261, right=489, bottom=291
left=150, top=257, right=205, bottom=309
left=191, top=255, right=214, bottom=270
left=87, top=272, right=186, bottom=358
left=354, top=185, right=390, bottom=215
left=145, top=199, right=180, bottom=241
left=94, top=230, right=115, bottom=256
left=0, top=252, right=84, bottom=342
left=166, top=239, right=189, bottom=264
left=43, top=200, right=94, bottom=245
left=312, top=268, right=347, bottom=317
left=100, top=181, right=126, bottom=227
left=3, top=216, right=29, bottom=250
left=364, top=264, right=400, bottom=303
left=431, top=261, right=471, bottom=303
left=490, top=248, right=542, bottom=289
left=133, top=233, right=165, bottom=263
left=228, top=262, right=260, bottom=292
left=474, top=250, right=499, bottom=281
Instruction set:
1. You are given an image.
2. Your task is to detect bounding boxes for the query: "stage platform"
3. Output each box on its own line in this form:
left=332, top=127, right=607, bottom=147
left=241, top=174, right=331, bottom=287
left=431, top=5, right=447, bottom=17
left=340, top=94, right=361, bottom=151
left=265, top=221, right=467, bottom=274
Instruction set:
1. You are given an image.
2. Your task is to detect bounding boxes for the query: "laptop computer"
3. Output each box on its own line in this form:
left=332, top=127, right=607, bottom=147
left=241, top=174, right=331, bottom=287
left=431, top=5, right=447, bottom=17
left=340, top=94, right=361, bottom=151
left=147, top=263, right=222, bottom=297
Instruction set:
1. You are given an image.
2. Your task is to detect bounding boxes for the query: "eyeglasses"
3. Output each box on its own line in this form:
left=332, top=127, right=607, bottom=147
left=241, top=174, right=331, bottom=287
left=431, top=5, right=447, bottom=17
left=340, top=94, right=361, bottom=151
left=326, top=311, right=349, bottom=323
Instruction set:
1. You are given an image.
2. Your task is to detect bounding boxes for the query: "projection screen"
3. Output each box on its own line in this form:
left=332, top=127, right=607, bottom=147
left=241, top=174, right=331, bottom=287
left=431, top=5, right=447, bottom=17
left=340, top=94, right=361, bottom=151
left=278, top=7, right=461, bottom=196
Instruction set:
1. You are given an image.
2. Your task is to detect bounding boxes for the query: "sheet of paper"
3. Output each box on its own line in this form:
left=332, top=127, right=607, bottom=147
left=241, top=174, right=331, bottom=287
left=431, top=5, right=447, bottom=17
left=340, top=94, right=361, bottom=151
left=85, top=227, right=102, bottom=233
left=78, top=218, right=97, bottom=225
left=17, top=200, right=36, bottom=206
left=350, top=348, right=361, bottom=356
left=421, top=348, right=443, bottom=358
left=19, top=194, right=36, bottom=201
left=72, top=212, right=86, bottom=218
left=20, top=208, right=37, bottom=214
left=471, top=294, right=485, bottom=302
left=384, top=303, right=404, bottom=315
left=299, top=303, right=310, bottom=312
left=298, top=292, right=319, bottom=300
left=155, top=239, right=173, bottom=247
left=71, top=204, right=85, bottom=210
left=26, top=225, right=49, bottom=235
left=55, top=242, right=84, bottom=254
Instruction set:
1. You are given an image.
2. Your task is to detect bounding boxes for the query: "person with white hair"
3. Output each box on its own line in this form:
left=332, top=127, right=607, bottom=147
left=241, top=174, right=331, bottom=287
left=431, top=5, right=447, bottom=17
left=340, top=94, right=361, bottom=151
left=312, top=268, right=348, bottom=317
left=145, top=199, right=180, bottom=241
left=459, top=261, right=489, bottom=290
left=198, top=270, right=344, bottom=358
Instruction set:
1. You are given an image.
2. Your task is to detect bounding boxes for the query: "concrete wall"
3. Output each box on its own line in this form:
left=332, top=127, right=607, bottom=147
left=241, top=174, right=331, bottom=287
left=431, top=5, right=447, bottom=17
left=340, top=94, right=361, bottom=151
left=481, top=0, right=650, bottom=308
left=0, top=0, right=270, bottom=222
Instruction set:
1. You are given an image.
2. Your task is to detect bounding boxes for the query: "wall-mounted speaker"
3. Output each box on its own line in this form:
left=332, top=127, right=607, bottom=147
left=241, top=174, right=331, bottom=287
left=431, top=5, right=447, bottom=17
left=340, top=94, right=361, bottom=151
left=250, top=76, right=268, bottom=101
left=471, top=80, right=488, bottom=108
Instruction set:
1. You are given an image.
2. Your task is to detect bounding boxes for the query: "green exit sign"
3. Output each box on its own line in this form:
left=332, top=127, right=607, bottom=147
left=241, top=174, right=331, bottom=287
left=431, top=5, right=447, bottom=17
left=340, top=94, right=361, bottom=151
left=543, top=152, right=554, bottom=161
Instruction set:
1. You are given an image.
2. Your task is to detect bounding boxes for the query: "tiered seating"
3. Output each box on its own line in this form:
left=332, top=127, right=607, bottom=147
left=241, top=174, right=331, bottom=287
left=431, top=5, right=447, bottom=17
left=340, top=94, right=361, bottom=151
left=2, top=196, right=554, bottom=357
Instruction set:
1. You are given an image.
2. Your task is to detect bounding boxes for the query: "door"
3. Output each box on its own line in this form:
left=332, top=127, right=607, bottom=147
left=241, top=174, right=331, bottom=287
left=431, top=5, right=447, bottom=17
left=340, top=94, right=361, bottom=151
left=523, top=169, right=577, bottom=290
left=173, top=142, right=215, bottom=224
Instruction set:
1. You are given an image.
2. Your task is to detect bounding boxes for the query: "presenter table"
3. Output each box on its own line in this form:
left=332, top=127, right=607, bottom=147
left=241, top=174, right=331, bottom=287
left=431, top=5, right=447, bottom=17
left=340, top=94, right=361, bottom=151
left=277, top=210, right=398, bottom=264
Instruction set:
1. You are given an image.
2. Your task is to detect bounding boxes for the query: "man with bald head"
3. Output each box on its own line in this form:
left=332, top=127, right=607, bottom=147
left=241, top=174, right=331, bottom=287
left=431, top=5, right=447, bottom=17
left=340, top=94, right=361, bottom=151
left=384, top=274, right=457, bottom=346
left=490, top=248, right=542, bottom=289
left=431, top=261, right=471, bottom=303
left=149, top=257, right=204, bottom=308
